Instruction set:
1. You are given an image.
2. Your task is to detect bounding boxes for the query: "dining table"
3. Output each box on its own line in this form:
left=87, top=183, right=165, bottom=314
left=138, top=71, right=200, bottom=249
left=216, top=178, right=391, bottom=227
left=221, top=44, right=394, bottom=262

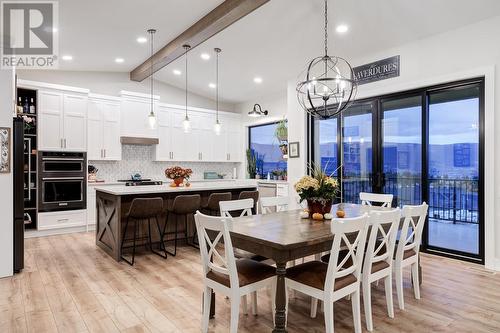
left=215, top=203, right=420, bottom=333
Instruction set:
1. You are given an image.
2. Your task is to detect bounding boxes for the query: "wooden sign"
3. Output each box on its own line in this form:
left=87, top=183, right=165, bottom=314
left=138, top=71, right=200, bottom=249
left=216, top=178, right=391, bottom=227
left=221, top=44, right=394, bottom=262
left=353, top=55, right=400, bottom=85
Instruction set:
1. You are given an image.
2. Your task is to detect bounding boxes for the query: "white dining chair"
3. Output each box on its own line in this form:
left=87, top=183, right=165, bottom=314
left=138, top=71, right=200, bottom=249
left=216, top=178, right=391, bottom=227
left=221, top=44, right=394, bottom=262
left=219, top=198, right=254, bottom=217
left=286, top=214, right=370, bottom=333
left=194, top=212, right=276, bottom=333
left=219, top=198, right=261, bottom=315
left=260, top=196, right=290, bottom=214
left=360, top=192, right=394, bottom=207
left=393, top=202, right=428, bottom=310
left=361, top=208, right=401, bottom=331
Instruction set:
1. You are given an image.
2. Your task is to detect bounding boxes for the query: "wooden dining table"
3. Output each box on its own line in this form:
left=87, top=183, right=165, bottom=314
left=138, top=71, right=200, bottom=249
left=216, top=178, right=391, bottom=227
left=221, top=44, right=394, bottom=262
left=226, top=203, right=393, bottom=333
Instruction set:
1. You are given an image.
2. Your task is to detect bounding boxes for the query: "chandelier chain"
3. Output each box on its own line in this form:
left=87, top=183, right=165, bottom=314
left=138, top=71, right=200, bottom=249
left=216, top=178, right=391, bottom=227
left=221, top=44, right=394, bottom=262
left=324, top=0, right=328, bottom=56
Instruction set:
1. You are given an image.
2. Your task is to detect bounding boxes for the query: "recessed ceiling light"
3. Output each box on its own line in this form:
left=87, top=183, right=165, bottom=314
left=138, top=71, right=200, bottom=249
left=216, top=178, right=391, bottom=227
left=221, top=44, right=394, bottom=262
left=173, top=69, right=182, bottom=75
left=137, top=37, right=147, bottom=43
left=115, top=58, right=124, bottom=63
left=336, top=24, right=349, bottom=33
left=208, top=83, right=216, bottom=89
left=200, top=53, right=210, bottom=60
left=61, top=55, right=73, bottom=61
left=253, top=77, right=263, bottom=84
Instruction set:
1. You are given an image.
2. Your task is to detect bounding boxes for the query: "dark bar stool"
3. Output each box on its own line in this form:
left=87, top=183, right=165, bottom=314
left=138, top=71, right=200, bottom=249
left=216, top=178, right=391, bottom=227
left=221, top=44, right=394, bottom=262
left=238, top=190, right=259, bottom=214
left=120, top=197, right=167, bottom=266
left=162, top=194, right=201, bottom=256
left=201, top=192, right=232, bottom=216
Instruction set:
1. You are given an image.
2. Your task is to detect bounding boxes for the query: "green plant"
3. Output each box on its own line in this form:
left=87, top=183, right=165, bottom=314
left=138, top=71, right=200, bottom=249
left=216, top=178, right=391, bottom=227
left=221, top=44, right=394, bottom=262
left=294, top=163, right=340, bottom=204
left=246, top=149, right=257, bottom=178
left=275, top=119, right=288, bottom=142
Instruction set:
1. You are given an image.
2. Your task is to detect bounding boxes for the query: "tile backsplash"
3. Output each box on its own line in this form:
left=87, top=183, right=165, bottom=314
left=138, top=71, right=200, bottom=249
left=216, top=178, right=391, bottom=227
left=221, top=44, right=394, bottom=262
left=90, top=145, right=239, bottom=181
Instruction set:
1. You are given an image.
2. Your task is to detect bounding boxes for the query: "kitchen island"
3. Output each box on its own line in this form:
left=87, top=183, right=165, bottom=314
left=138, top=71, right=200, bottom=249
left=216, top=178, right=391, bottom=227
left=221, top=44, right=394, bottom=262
left=94, top=181, right=258, bottom=262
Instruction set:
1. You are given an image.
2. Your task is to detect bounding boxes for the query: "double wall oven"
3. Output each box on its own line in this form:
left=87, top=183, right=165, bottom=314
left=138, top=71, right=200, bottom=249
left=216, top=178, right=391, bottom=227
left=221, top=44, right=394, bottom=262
left=38, top=152, right=87, bottom=212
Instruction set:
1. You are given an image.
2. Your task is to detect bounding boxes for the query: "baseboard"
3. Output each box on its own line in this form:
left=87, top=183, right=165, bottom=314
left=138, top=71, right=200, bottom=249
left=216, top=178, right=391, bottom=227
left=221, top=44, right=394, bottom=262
left=25, top=225, right=89, bottom=238
left=485, top=258, right=500, bottom=271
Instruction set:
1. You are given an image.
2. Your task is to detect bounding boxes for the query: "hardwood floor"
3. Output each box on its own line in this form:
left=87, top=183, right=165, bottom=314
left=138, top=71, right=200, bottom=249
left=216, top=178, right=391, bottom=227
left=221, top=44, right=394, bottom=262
left=1, top=232, right=500, bottom=332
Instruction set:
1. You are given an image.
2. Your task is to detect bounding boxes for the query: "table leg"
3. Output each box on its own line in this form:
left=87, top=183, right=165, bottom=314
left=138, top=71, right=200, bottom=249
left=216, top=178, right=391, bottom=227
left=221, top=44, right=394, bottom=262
left=273, top=261, right=287, bottom=333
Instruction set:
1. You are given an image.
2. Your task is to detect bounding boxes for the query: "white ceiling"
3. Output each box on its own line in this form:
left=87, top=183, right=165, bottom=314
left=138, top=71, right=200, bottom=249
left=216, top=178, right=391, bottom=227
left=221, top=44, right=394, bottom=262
left=56, top=0, right=500, bottom=104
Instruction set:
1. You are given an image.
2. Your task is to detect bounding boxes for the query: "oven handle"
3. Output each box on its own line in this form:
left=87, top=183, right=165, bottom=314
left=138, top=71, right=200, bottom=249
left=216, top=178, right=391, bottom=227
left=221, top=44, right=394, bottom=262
left=42, top=157, right=85, bottom=161
left=42, top=177, right=85, bottom=181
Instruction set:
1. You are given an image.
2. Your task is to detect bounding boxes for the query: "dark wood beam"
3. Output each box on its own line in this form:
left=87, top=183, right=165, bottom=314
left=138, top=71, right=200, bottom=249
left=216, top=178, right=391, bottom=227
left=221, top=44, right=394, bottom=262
left=130, top=0, right=270, bottom=82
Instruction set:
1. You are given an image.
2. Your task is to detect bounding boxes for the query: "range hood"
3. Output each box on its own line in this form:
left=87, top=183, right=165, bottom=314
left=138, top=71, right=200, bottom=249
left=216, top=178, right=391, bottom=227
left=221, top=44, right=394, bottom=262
left=120, top=136, right=159, bottom=145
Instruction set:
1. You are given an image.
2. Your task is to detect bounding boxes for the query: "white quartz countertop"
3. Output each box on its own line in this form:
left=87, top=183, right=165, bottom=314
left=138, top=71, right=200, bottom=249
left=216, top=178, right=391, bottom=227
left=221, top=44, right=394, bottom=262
left=93, top=180, right=258, bottom=196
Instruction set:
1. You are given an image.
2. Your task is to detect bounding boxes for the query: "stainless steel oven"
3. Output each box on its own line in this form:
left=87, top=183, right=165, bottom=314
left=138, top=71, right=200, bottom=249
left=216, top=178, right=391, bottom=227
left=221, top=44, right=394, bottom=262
left=38, top=152, right=87, bottom=212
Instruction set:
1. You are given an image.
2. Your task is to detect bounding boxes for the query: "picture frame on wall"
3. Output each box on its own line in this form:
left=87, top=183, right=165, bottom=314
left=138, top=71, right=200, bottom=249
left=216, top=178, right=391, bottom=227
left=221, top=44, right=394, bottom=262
left=0, top=127, right=10, bottom=173
left=289, top=141, right=300, bottom=158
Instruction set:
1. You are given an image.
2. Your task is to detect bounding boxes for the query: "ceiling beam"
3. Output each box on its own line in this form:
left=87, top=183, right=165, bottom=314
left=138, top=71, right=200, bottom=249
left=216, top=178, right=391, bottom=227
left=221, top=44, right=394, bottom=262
left=130, top=0, right=270, bottom=82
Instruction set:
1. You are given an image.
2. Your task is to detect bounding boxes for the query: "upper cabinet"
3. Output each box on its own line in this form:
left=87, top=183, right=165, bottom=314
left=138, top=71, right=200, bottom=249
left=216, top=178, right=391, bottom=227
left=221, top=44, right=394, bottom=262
left=120, top=91, right=159, bottom=139
left=154, top=105, right=243, bottom=163
left=38, top=87, right=88, bottom=152
left=87, top=94, right=121, bottom=161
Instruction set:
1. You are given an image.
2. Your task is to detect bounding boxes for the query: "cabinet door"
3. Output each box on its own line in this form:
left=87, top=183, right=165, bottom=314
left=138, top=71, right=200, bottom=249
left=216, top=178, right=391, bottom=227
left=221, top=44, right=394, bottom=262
left=227, top=129, right=242, bottom=162
left=121, top=98, right=158, bottom=138
left=63, top=94, right=87, bottom=151
left=87, top=100, right=103, bottom=160
left=171, top=110, right=198, bottom=161
left=155, top=106, right=172, bottom=161
left=102, top=102, right=121, bottom=160
left=87, top=187, right=96, bottom=226
left=39, top=90, right=63, bottom=150
left=196, top=114, right=214, bottom=161
left=213, top=129, right=228, bottom=161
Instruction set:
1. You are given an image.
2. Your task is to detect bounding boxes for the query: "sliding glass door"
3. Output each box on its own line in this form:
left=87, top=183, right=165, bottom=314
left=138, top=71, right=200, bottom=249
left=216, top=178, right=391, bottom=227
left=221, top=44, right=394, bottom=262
left=426, top=84, right=482, bottom=256
left=311, top=78, right=484, bottom=263
left=380, top=95, right=422, bottom=207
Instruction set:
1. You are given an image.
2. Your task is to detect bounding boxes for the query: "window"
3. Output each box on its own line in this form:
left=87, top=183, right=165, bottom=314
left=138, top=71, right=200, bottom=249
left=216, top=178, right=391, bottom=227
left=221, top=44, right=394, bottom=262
left=309, top=78, right=484, bottom=263
left=249, top=122, right=287, bottom=178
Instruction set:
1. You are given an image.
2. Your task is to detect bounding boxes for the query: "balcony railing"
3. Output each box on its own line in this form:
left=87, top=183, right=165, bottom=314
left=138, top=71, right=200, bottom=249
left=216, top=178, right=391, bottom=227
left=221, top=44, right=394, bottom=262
left=339, top=176, right=479, bottom=224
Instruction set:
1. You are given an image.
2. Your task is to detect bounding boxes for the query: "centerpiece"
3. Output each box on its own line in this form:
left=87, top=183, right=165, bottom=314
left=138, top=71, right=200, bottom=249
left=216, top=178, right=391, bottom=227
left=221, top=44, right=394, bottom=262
left=165, top=166, right=193, bottom=187
left=294, top=165, right=339, bottom=218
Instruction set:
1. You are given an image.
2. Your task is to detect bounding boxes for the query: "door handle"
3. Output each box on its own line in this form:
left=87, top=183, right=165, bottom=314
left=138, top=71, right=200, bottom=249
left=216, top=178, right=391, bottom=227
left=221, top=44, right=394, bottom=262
left=104, top=149, right=106, bottom=158
left=64, top=138, right=67, bottom=148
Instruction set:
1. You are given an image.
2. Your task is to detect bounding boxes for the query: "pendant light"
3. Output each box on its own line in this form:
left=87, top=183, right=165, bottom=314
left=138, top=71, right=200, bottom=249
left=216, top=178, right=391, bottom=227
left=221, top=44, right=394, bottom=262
left=296, top=0, right=357, bottom=119
left=213, top=48, right=222, bottom=135
left=147, top=29, right=157, bottom=129
left=182, top=44, right=191, bottom=133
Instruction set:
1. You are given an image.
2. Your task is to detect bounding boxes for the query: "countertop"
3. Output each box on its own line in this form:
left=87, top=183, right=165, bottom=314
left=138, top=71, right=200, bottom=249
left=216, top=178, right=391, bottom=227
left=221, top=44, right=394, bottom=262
left=93, top=180, right=258, bottom=196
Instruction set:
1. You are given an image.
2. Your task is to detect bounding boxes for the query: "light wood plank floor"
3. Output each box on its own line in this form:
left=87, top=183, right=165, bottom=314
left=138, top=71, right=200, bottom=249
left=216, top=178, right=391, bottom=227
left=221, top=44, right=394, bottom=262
left=1, top=232, right=500, bottom=332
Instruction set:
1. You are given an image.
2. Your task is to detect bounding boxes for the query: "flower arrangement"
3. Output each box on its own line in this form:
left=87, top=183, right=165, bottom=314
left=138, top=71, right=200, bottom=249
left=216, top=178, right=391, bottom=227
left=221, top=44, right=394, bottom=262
left=295, top=164, right=340, bottom=217
left=165, top=166, right=193, bottom=186
left=22, top=115, right=35, bottom=131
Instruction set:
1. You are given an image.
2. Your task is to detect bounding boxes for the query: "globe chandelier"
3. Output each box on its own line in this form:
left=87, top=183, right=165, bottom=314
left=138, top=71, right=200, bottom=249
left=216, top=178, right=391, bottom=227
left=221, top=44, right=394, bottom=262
left=296, top=0, right=357, bottom=119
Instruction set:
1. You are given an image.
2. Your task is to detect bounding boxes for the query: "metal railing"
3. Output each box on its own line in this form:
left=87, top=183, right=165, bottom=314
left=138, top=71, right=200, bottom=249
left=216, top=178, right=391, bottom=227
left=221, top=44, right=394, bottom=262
left=339, top=176, right=479, bottom=224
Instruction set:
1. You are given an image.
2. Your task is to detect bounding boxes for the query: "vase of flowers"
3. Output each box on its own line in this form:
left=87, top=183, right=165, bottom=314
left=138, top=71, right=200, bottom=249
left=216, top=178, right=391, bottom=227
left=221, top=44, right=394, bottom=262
left=294, top=164, right=339, bottom=217
left=165, top=166, right=193, bottom=187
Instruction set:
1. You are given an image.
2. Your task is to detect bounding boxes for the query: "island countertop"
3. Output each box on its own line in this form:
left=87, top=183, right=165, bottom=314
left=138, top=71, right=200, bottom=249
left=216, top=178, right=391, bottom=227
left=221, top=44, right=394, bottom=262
left=93, top=180, right=258, bottom=196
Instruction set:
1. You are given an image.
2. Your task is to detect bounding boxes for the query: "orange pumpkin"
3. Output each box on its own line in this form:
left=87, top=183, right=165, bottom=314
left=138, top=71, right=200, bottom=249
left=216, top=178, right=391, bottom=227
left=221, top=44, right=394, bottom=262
left=312, top=213, right=324, bottom=221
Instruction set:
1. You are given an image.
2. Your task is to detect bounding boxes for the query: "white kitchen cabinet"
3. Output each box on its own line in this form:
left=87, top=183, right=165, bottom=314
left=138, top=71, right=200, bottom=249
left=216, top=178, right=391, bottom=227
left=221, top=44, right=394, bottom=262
left=120, top=91, right=159, bottom=139
left=39, top=90, right=88, bottom=151
left=171, top=110, right=198, bottom=161
left=87, top=95, right=121, bottom=161
left=213, top=128, right=228, bottom=161
left=154, top=105, right=173, bottom=161
left=38, top=210, right=87, bottom=231
left=38, top=90, right=63, bottom=150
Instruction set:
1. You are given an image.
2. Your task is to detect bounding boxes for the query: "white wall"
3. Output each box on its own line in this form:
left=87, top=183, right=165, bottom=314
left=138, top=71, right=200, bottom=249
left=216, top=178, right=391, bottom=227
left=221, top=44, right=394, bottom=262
left=283, top=15, right=500, bottom=269
left=0, top=69, right=14, bottom=278
left=16, top=70, right=236, bottom=112
left=235, top=92, right=287, bottom=178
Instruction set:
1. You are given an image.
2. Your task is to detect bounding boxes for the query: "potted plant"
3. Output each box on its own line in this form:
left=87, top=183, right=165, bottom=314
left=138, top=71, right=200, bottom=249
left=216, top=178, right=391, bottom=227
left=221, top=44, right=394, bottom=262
left=275, top=119, right=288, bottom=142
left=294, top=164, right=339, bottom=217
left=165, top=166, right=193, bottom=187
left=246, top=149, right=257, bottom=179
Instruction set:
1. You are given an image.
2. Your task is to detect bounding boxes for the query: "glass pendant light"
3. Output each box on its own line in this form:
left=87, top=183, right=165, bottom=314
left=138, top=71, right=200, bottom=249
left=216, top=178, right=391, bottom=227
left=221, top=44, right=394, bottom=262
left=147, top=29, right=157, bottom=129
left=182, top=44, right=191, bottom=133
left=213, top=48, right=222, bottom=135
